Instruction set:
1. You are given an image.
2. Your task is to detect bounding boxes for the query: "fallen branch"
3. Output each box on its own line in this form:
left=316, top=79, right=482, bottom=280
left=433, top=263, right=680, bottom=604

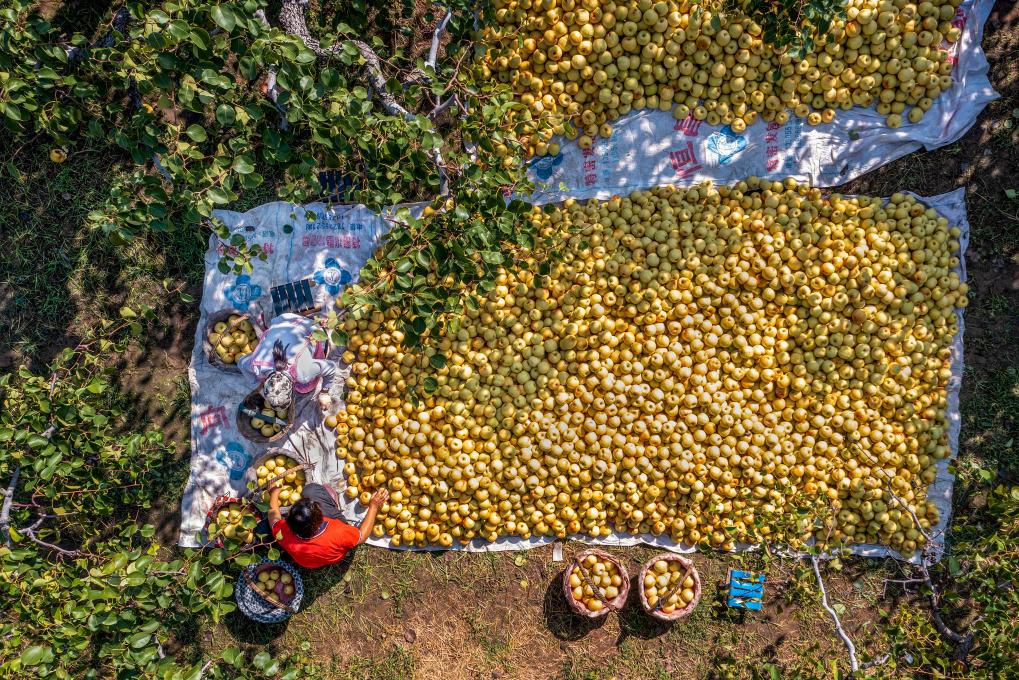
left=812, top=555, right=861, bottom=674
left=850, top=443, right=975, bottom=661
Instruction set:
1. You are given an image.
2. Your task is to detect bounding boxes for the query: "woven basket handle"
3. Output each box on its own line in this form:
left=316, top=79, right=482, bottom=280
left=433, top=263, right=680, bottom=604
left=650, top=564, right=690, bottom=613
left=572, top=558, right=612, bottom=608
left=245, top=463, right=312, bottom=502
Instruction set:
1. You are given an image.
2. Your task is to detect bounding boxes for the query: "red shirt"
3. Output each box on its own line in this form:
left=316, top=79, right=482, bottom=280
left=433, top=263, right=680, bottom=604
left=272, top=517, right=360, bottom=569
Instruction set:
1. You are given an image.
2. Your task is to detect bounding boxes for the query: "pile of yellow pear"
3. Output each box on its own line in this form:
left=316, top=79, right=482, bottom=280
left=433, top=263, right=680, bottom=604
left=209, top=316, right=257, bottom=364
left=335, top=178, right=964, bottom=554
left=482, top=0, right=963, bottom=154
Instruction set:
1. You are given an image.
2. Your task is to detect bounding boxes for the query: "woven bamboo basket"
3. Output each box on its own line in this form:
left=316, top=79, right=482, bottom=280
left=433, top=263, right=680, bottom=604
left=236, top=389, right=295, bottom=444
left=562, top=548, right=630, bottom=618
left=637, top=553, right=702, bottom=621
left=203, top=310, right=256, bottom=373
left=236, top=559, right=304, bottom=623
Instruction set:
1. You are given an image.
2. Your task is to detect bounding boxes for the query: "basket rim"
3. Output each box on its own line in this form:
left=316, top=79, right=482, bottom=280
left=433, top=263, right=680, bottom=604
left=203, top=309, right=255, bottom=372
left=563, top=548, right=631, bottom=617
left=636, top=552, right=702, bottom=621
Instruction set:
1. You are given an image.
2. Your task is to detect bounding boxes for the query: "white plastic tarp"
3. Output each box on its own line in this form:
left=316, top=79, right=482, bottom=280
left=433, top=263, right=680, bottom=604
left=526, top=0, right=997, bottom=201
left=179, top=188, right=968, bottom=564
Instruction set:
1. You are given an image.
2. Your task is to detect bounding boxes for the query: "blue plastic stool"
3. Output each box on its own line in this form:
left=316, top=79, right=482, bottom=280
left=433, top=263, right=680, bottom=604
left=727, top=569, right=765, bottom=611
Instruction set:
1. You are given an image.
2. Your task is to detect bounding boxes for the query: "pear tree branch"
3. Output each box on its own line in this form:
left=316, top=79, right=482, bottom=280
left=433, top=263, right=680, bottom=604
left=275, top=0, right=450, bottom=195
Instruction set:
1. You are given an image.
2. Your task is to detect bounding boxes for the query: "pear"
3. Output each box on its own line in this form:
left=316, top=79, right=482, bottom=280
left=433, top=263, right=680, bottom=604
left=213, top=322, right=227, bottom=333
left=260, top=425, right=275, bottom=438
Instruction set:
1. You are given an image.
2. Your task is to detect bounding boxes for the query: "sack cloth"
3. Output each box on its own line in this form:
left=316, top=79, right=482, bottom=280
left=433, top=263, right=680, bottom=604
left=525, top=0, right=997, bottom=202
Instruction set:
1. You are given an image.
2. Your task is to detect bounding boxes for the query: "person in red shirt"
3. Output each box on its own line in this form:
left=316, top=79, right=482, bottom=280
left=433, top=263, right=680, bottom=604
left=267, top=481, right=388, bottom=569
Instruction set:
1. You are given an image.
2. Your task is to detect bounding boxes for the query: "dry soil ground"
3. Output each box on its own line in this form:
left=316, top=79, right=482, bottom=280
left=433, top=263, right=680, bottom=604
left=2, top=2, right=1018, bottom=678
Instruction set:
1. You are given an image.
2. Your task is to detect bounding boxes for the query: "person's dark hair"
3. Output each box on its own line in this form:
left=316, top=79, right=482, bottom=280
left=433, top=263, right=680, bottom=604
left=286, top=498, right=323, bottom=539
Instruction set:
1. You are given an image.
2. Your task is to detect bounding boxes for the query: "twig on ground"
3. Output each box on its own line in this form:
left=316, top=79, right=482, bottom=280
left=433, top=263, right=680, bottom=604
left=20, top=527, right=98, bottom=560
left=812, top=555, right=862, bottom=674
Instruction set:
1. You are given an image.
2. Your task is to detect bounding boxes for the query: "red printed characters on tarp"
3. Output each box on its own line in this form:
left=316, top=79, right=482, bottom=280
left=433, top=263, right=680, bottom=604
left=669, top=141, right=703, bottom=179
left=673, top=115, right=703, bottom=137
left=581, top=147, right=597, bottom=186
left=302, top=234, right=362, bottom=249
left=197, top=405, right=230, bottom=436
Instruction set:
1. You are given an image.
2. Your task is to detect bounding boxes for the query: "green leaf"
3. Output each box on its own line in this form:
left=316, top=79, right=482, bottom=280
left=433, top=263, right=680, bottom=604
left=232, top=156, right=255, bottom=174
left=396, top=258, right=413, bottom=274
left=481, top=251, right=503, bottom=265
left=120, top=307, right=137, bottom=318
left=21, top=646, right=53, bottom=667
left=186, top=125, right=207, bottom=142
left=211, top=6, right=237, bottom=32
left=207, top=188, right=230, bottom=205
left=1005, top=188, right=1017, bottom=200
left=252, top=651, right=272, bottom=671
left=221, top=646, right=244, bottom=667
left=429, top=354, right=446, bottom=369
left=216, top=104, right=236, bottom=126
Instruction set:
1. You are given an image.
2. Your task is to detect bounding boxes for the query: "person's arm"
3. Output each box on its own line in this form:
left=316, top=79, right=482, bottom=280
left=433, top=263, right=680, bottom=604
left=357, top=489, right=389, bottom=545
left=267, top=481, right=283, bottom=528
left=315, top=359, right=337, bottom=411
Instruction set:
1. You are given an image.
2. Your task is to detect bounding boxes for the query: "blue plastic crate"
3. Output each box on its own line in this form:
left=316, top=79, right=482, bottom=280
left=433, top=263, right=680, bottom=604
left=727, top=569, right=765, bottom=611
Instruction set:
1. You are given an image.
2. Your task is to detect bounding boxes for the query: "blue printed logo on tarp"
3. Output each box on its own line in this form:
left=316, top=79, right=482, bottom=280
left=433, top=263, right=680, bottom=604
left=224, top=274, right=262, bottom=311
left=705, top=126, right=747, bottom=165
left=314, top=257, right=353, bottom=295
left=215, top=441, right=251, bottom=481
left=529, top=152, right=564, bottom=180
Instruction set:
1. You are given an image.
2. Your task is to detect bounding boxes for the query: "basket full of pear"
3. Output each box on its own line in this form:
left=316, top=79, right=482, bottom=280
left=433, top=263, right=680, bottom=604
left=248, top=450, right=307, bottom=507
left=236, top=390, right=295, bottom=444
left=204, top=311, right=258, bottom=371
left=236, top=559, right=304, bottom=622
left=562, top=549, right=630, bottom=618
left=203, top=495, right=262, bottom=547
left=638, top=553, right=701, bottom=621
